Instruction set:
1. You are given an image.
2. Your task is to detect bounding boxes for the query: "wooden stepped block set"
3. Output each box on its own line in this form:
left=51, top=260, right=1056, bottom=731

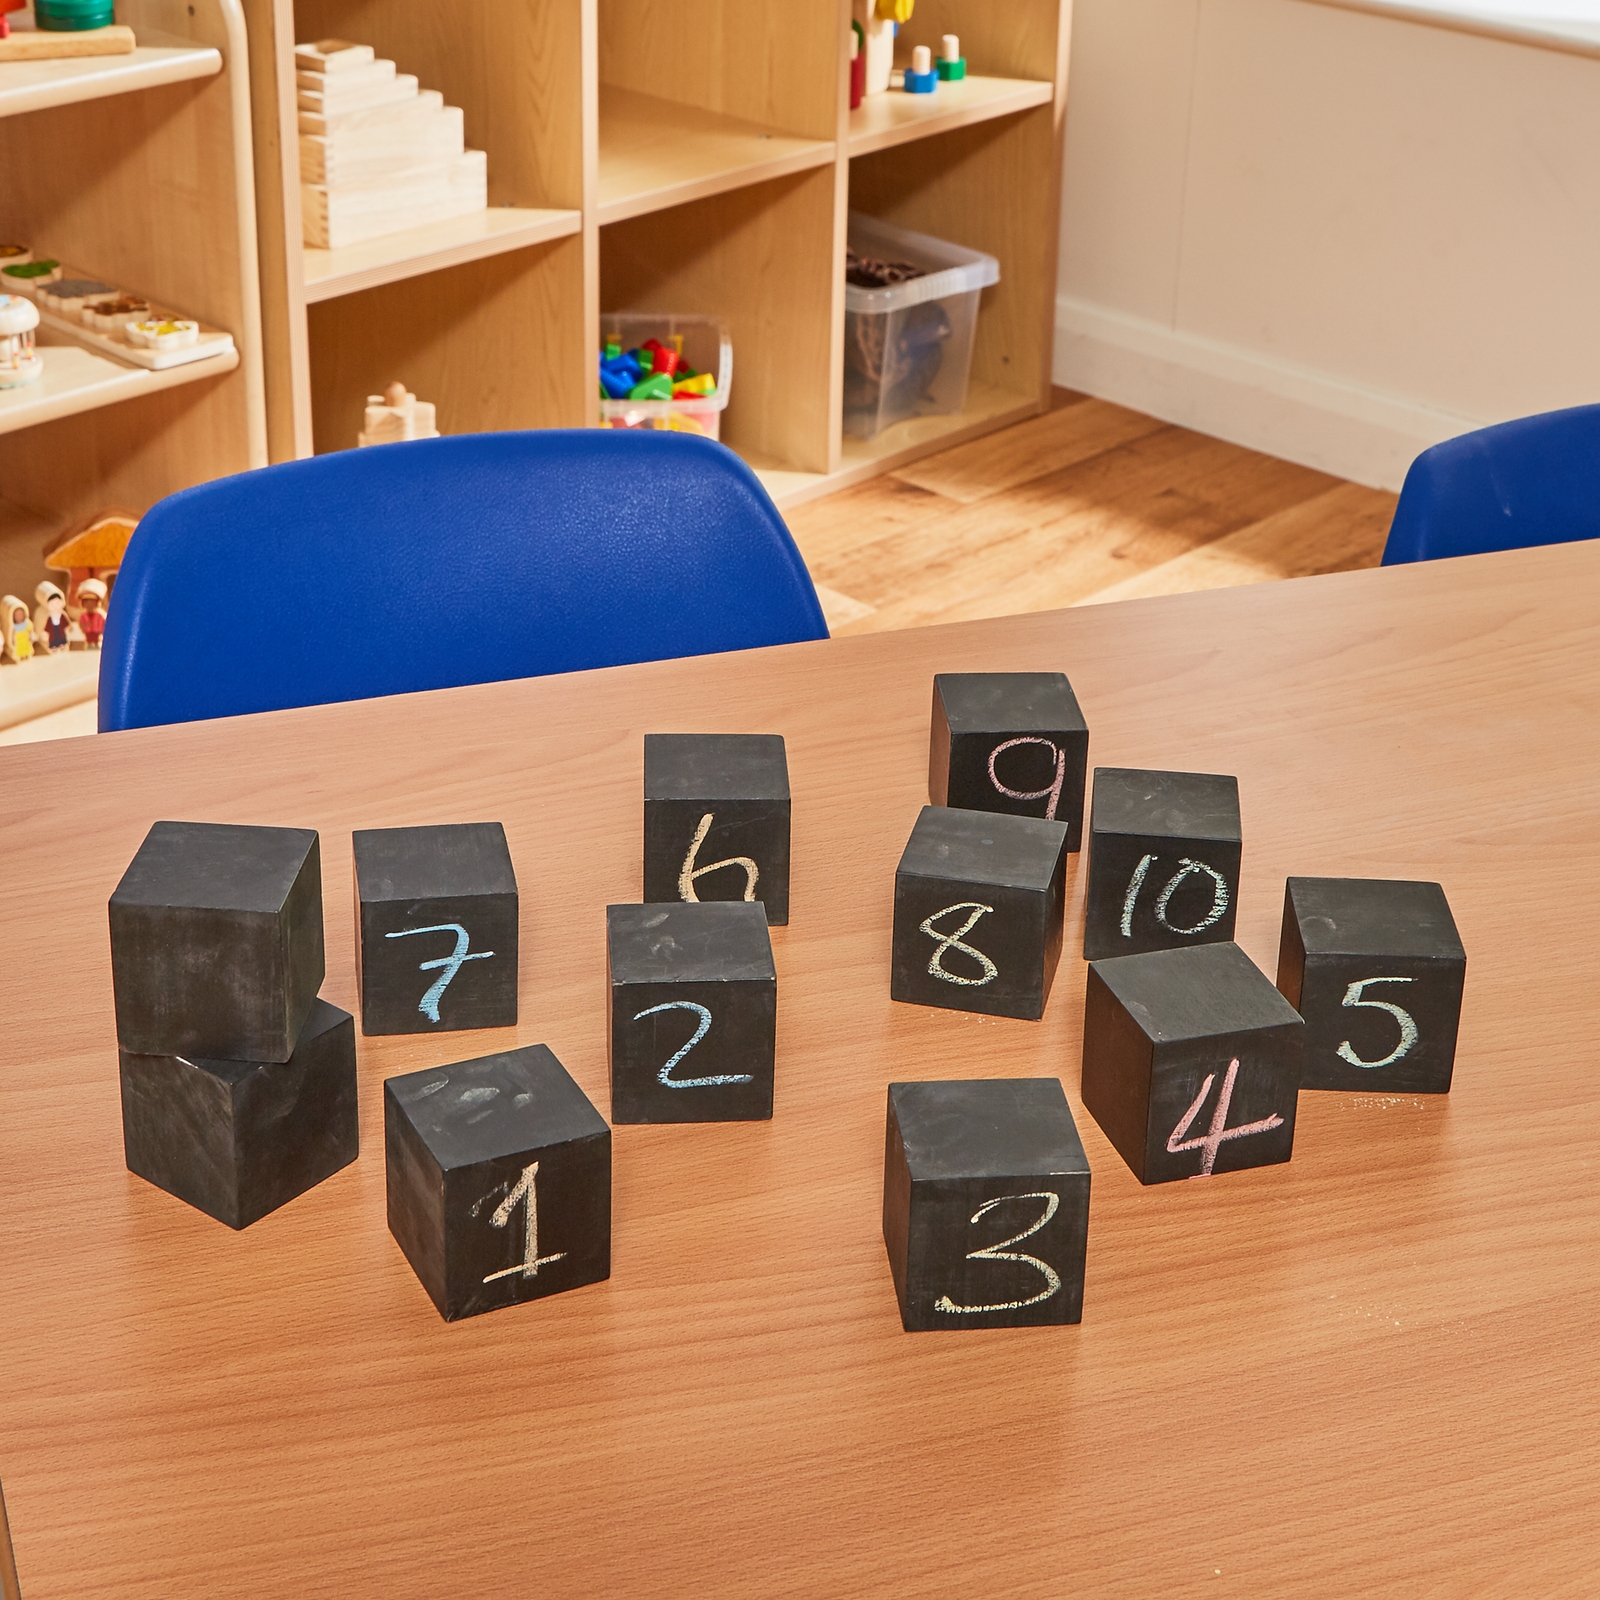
left=295, top=38, right=487, bottom=251
left=104, top=678, right=1466, bottom=1330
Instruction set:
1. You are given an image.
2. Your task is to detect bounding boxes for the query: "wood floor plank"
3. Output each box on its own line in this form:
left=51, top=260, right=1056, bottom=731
left=890, top=397, right=1169, bottom=504
left=827, top=427, right=1339, bottom=627
left=1077, top=481, right=1398, bottom=607
left=783, top=475, right=952, bottom=575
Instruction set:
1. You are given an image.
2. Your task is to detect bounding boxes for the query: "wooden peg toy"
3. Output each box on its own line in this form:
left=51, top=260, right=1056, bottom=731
left=904, top=43, right=937, bottom=92
left=358, top=381, right=439, bottom=446
left=937, top=33, right=966, bottom=79
left=883, top=1078, right=1090, bottom=1331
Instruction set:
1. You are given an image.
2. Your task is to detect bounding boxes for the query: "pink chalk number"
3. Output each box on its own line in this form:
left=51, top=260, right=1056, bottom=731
left=1165, top=1058, right=1284, bottom=1177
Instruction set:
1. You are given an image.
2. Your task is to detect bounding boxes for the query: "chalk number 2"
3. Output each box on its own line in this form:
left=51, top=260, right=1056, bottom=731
left=935, top=1192, right=1062, bottom=1315
left=632, top=1000, right=753, bottom=1088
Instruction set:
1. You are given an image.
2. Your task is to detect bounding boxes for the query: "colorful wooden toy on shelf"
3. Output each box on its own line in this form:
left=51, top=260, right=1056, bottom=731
left=904, top=44, right=936, bottom=93
left=0, top=596, right=33, bottom=664
left=0, top=258, right=58, bottom=290
left=35, top=0, right=116, bottom=31
left=75, top=578, right=107, bottom=649
left=0, top=0, right=21, bottom=39
left=853, top=0, right=910, bottom=97
left=33, top=581, right=73, bottom=653
left=599, top=337, right=717, bottom=406
left=0, top=295, right=42, bottom=389
left=295, top=38, right=487, bottom=251
left=0, top=21, right=134, bottom=59
left=44, top=507, right=136, bottom=611
left=849, top=24, right=864, bottom=111
left=937, top=34, right=966, bottom=80
left=357, top=381, right=438, bottom=447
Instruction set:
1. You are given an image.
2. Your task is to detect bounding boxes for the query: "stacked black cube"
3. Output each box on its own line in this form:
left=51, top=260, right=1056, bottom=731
left=109, top=820, right=358, bottom=1230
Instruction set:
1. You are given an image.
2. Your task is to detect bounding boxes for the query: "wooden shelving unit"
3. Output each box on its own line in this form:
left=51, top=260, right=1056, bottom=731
left=0, top=0, right=266, bottom=725
left=247, top=0, right=1067, bottom=510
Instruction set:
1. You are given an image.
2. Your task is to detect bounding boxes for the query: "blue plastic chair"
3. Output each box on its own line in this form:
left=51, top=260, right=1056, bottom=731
left=100, top=430, right=828, bottom=730
left=1382, top=403, right=1600, bottom=565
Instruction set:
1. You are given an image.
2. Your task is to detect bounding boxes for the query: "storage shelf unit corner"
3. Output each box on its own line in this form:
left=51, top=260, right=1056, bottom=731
left=0, top=0, right=267, bottom=626
left=247, top=0, right=1068, bottom=510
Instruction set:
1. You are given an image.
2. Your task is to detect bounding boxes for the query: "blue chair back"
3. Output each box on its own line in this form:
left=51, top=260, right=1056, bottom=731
left=1383, top=403, right=1600, bottom=564
left=100, top=430, right=828, bottom=730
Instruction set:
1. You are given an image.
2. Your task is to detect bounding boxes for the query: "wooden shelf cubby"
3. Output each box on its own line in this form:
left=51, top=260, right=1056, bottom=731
left=0, top=0, right=266, bottom=558
left=247, top=0, right=1068, bottom=509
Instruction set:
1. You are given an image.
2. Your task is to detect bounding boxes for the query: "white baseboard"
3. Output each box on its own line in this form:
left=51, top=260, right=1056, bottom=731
left=1053, top=294, right=1488, bottom=491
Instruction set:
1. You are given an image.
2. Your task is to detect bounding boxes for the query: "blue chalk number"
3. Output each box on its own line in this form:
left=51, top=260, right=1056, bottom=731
left=386, top=923, right=493, bottom=1023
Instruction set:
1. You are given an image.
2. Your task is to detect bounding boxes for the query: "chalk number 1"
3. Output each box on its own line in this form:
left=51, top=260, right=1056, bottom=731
left=483, top=1161, right=566, bottom=1285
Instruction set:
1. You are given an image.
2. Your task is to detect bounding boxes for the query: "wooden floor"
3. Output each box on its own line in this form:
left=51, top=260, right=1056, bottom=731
left=787, top=388, right=1398, bottom=635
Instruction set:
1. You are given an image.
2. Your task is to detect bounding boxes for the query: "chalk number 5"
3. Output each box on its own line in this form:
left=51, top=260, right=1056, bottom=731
left=1338, top=977, right=1418, bottom=1070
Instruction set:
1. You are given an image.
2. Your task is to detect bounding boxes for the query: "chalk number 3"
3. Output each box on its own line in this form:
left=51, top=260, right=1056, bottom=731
left=935, top=1192, right=1061, bottom=1315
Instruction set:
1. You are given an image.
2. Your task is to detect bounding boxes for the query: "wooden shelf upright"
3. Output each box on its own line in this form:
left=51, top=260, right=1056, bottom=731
left=247, top=0, right=1068, bottom=511
left=0, top=0, right=267, bottom=564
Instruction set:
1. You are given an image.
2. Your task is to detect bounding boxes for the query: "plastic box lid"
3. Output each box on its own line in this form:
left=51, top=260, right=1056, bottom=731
left=844, top=212, right=1000, bottom=315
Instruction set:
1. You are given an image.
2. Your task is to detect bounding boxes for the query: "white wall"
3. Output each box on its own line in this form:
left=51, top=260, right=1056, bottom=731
left=1055, top=0, right=1600, bottom=488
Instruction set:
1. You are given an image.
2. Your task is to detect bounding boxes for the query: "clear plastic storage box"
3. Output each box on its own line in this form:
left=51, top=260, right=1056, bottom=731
left=843, top=212, right=1000, bottom=441
left=598, top=312, right=733, bottom=440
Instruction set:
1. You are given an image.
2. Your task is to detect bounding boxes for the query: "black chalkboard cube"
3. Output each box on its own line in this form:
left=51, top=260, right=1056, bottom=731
left=883, top=1078, right=1091, bottom=1332
left=929, top=672, right=1090, bottom=850
left=892, top=806, right=1069, bottom=1021
left=1082, top=941, right=1303, bottom=1185
left=119, top=998, right=358, bottom=1230
left=109, top=820, right=325, bottom=1063
left=606, top=901, right=777, bottom=1124
left=1083, top=768, right=1241, bottom=961
left=643, top=733, right=790, bottom=925
left=1278, top=877, right=1466, bottom=1094
left=352, top=822, right=518, bottom=1036
left=385, top=1044, right=611, bottom=1322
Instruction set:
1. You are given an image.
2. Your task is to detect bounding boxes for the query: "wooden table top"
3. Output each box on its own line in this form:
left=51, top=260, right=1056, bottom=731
left=2, top=540, right=1597, bottom=1598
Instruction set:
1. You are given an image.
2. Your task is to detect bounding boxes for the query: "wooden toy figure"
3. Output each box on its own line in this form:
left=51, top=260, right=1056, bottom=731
left=1, top=596, right=33, bottom=663
left=0, top=294, right=42, bottom=389
left=357, top=381, right=438, bottom=447
left=34, top=582, right=70, bottom=654
left=75, top=578, right=108, bottom=649
left=853, top=0, right=911, bottom=96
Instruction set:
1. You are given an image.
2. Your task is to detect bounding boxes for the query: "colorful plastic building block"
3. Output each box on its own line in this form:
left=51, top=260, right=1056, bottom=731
left=937, top=33, right=966, bottom=80
left=599, top=335, right=716, bottom=406
left=904, top=43, right=937, bottom=93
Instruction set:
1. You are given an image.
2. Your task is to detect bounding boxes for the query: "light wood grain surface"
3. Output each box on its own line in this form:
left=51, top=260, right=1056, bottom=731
left=3, top=542, right=1597, bottom=1597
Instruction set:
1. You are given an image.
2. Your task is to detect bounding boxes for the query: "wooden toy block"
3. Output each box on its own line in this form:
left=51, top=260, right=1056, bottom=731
left=883, top=1078, right=1091, bottom=1332
left=1277, top=877, right=1466, bottom=1094
left=352, top=822, right=517, bottom=1037
left=929, top=671, right=1090, bottom=849
left=109, top=821, right=325, bottom=1064
left=0, top=24, right=134, bottom=61
left=119, top=999, right=358, bottom=1231
left=891, top=805, right=1069, bottom=1021
left=1082, top=942, right=1304, bottom=1184
left=643, top=733, right=791, bottom=926
left=606, top=902, right=776, bottom=1125
left=1083, top=767, right=1241, bottom=960
left=385, top=1044, right=611, bottom=1323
